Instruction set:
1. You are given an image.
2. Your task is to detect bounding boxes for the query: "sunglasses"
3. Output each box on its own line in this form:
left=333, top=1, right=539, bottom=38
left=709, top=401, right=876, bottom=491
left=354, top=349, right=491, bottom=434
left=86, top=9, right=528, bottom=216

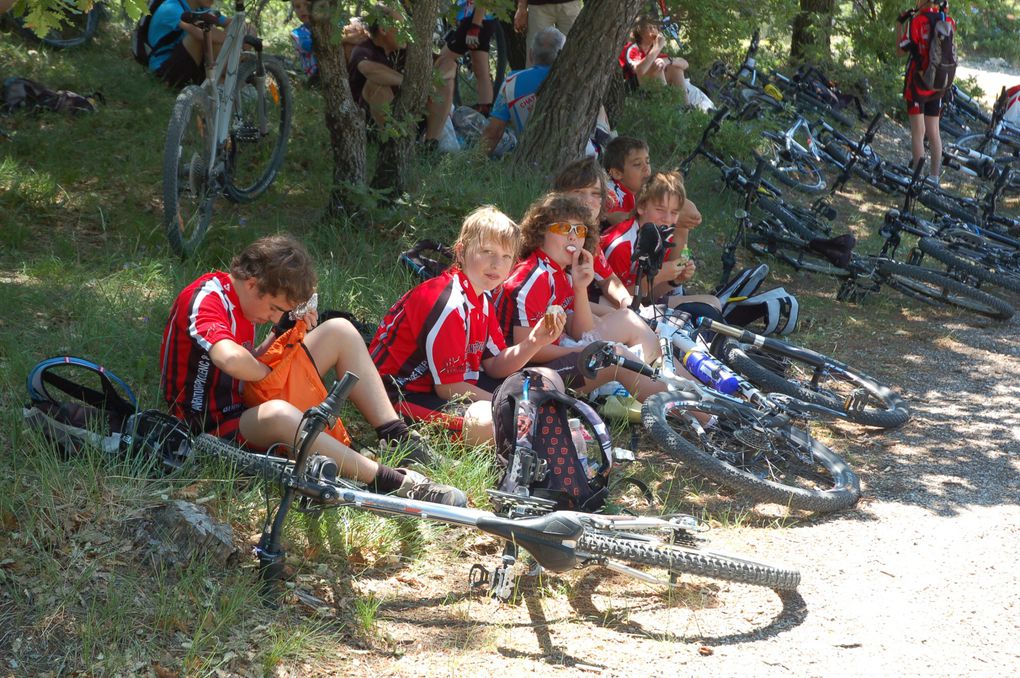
left=547, top=222, right=588, bottom=238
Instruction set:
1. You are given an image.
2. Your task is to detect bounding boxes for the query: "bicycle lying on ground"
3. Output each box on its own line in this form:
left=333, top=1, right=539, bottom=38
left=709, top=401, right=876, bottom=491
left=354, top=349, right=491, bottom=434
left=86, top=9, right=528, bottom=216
left=136, top=371, right=800, bottom=603
left=7, top=1, right=103, bottom=49
left=162, top=0, right=292, bottom=258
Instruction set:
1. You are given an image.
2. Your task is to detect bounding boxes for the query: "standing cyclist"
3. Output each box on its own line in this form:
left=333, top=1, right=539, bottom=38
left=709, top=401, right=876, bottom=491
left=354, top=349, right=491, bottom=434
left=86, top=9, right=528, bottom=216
left=897, top=0, right=956, bottom=184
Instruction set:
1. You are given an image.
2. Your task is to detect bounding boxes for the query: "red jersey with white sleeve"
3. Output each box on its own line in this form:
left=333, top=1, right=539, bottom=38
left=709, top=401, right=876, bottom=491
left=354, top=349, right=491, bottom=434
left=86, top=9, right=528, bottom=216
left=497, top=249, right=574, bottom=345
left=606, top=176, right=635, bottom=216
left=592, top=245, right=613, bottom=282
left=159, top=271, right=254, bottom=437
left=370, top=268, right=505, bottom=394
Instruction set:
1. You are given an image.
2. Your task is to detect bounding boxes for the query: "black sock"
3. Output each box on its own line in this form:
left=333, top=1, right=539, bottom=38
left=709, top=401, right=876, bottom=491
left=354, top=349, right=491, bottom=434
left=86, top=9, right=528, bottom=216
left=372, top=464, right=405, bottom=493
left=375, top=419, right=410, bottom=443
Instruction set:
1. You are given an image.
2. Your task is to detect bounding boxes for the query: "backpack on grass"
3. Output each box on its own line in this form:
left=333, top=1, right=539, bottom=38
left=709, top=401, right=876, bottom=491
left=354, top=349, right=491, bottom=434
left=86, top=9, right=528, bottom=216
left=2, top=77, right=102, bottom=115
left=714, top=264, right=800, bottom=336
left=492, top=370, right=614, bottom=512
left=23, top=356, right=192, bottom=470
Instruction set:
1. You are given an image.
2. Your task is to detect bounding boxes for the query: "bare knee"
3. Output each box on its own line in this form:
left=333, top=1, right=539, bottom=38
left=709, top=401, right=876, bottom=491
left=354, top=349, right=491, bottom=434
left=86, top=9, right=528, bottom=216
left=462, top=400, right=495, bottom=446
left=239, top=400, right=301, bottom=445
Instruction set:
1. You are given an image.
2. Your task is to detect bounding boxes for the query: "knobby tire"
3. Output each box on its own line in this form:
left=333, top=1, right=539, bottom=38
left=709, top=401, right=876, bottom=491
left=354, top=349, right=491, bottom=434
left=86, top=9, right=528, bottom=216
left=163, top=86, right=216, bottom=259
left=918, top=237, right=1020, bottom=294
left=876, top=259, right=1014, bottom=320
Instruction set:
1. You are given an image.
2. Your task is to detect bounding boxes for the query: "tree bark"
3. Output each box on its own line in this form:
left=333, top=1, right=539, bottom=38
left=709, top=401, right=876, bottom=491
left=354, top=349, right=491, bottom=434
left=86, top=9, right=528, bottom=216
left=791, top=0, right=836, bottom=64
left=310, top=0, right=368, bottom=217
left=371, top=0, right=445, bottom=193
left=511, top=0, right=644, bottom=174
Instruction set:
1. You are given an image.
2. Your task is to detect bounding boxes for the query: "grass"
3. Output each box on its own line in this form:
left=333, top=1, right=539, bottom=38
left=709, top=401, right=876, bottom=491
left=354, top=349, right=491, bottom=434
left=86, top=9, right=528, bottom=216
left=2, top=9, right=1019, bottom=676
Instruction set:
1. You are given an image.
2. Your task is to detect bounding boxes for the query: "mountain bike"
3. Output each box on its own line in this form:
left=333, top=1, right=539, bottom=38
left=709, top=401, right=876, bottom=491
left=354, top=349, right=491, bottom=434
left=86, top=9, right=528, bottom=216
left=576, top=338, right=862, bottom=513
left=162, top=1, right=292, bottom=258
left=701, top=29, right=785, bottom=120
left=760, top=112, right=826, bottom=194
left=954, top=86, right=1020, bottom=161
left=940, top=84, right=993, bottom=140
left=137, top=372, right=800, bottom=601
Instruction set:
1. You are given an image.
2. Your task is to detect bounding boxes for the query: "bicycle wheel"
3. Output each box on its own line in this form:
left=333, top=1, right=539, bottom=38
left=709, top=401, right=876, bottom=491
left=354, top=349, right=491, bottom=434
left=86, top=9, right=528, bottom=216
left=163, top=85, right=216, bottom=259
left=453, top=21, right=508, bottom=108
left=918, top=190, right=980, bottom=224
left=918, top=236, right=1020, bottom=294
left=576, top=529, right=800, bottom=591
left=224, top=57, right=293, bottom=203
left=795, top=91, right=854, bottom=128
left=876, top=259, right=1015, bottom=320
left=718, top=339, right=911, bottom=429
left=956, top=132, right=1003, bottom=160
left=18, top=6, right=100, bottom=49
left=756, top=195, right=830, bottom=240
left=744, top=230, right=850, bottom=277
left=763, top=132, right=826, bottom=194
left=642, top=392, right=861, bottom=513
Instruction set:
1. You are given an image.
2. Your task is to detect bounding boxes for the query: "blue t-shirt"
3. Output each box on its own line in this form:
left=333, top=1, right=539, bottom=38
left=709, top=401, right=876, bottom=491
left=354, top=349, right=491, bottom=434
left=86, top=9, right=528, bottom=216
left=148, top=0, right=213, bottom=72
left=490, top=65, right=550, bottom=134
left=456, top=1, right=495, bottom=22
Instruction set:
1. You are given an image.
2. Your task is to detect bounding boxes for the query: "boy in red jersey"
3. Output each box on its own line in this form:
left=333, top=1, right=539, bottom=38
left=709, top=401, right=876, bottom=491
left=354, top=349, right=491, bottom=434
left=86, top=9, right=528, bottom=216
left=160, top=235, right=465, bottom=506
left=601, top=136, right=651, bottom=227
left=371, top=206, right=565, bottom=446
left=497, top=193, right=680, bottom=401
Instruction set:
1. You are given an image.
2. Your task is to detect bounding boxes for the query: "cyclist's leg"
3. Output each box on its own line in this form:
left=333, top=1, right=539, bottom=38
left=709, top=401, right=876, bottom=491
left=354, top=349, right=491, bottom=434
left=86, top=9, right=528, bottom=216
left=469, top=49, right=494, bottom=107
left=303, top=317, right=404, bottom=430
left=424, top=55, right=456, bottom=140
left=552, top=0, right=582, bottom=36
left=924, top=99, right=943, bottom=178
left=593, top=307, right=660, bottom=362
left=239, top=399, right=379, bottom=482
left=907, top=106, right=926, bottom=171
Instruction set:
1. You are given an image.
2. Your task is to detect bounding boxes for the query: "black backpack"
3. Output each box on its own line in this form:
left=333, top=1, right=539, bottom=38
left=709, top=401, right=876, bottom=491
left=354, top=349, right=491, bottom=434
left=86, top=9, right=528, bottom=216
left=492, top=370, right=614, bottom=512
left=919, top=10, right=956, bottom=96
left=132, top=0, right=179, bottom=68
left=2, top=77, right=101, bottom=115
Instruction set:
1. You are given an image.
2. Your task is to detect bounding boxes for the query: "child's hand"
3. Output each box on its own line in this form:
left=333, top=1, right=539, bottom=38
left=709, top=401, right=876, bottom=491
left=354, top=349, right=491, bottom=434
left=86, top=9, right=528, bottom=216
left=531, top=308, right=565, bottom=345
left=570, top=247, right=595, bottom=291
left=677, top=198, right=702, bottom=229
left=676, top=259, right=696, bottom=283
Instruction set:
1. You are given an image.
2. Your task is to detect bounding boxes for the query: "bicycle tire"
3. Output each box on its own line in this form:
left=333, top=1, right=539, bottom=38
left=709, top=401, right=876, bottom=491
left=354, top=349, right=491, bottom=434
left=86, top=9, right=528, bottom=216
left=744, top=230, right=851, bottom=277
left=918, top=190, right=980, bottom=224
left=763, top=132, right=826, bottom=194
left=756, top=195, right=830, bottom=240
left=452, top=20, right=508, bottom=108
left=876, top=259, right=1014, bottom=320
left=795, top=91, right=854, bottom=128
left=641, top=392, right=861, bottom=513
left=918, top=236, right=1020, bottom=294
left=576, top=530, right=800, bottom=591
left=18, top=6, right=100, bottom=49
left=819, top=139, right=880, bottom=184
left=718, top=339, right=911, bottom=429
left=163, top=86, right=216, bottom=259
left=224, top=57, right=293, bottom=203
left=956, top=132, right=1009, bottom=161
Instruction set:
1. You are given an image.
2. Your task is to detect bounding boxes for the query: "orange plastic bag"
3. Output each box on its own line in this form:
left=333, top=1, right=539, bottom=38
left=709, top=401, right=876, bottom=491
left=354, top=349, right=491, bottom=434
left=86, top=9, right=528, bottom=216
left=242, top=320, right=351, bottom=446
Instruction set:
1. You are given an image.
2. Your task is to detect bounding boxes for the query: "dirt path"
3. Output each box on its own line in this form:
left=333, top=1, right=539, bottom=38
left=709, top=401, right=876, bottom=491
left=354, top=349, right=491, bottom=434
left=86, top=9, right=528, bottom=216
left=957, top=58, right=1019, bottom=106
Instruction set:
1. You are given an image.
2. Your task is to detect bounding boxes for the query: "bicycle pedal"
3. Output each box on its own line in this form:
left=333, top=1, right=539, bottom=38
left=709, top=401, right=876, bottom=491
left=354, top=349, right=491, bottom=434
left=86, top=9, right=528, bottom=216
left=232, top=123, right=260, bottom=143
left=468, top=563, right=490, bottom=589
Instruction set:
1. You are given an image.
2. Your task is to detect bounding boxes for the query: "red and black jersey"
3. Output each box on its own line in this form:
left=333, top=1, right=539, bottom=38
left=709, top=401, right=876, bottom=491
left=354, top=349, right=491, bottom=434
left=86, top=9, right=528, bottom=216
left=899, top=7, right=956, bottom=103
left=159, top=271, right=254, bottom=436
left=606, top=176, right=635, bottom=216
left=370, top=268, right=505, bottom=394
left=497, top=249, right=574, bottom=345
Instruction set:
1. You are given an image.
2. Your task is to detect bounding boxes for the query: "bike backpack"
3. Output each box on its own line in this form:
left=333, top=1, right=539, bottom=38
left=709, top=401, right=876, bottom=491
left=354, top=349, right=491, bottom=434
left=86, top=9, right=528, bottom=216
left=492, top=370, right=613, bottom=512
left=919, top=10, right=956, bottom=96
left=715, top=264, right=799, bottom=336
left=132, top=0, right=179, bottom=68
left=2, top=77, right=101, bottom=115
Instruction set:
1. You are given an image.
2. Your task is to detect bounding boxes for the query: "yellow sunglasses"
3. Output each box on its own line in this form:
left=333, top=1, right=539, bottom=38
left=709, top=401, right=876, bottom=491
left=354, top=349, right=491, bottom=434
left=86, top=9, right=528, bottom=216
left=547, top=222, right=588, bottom=238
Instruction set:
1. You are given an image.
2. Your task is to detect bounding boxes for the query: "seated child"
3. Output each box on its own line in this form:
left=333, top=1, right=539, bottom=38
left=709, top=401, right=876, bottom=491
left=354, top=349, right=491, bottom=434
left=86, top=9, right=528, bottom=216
left=602, top=136, right=651, bottom=227
left=601, top=171, right=723, bottom=317
left=496, top=193, right=683, bottom=403
left=370, top=206, right=565, bottom=447
left=552, top=157, right=633, bottom=309
left=620, top=15, right=689, bottom=95
left=160, top=234, right=465, bottom=506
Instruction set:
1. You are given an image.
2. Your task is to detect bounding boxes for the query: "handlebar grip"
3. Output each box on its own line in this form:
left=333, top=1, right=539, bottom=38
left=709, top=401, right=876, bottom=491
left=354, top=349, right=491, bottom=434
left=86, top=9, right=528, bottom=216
left=322, top=371, right=360, bottom=419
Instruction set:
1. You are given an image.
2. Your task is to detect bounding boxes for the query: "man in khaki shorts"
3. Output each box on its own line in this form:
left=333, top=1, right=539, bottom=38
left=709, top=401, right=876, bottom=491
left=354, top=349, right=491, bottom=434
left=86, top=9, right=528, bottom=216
left=514, top=0, right=581, bottom=65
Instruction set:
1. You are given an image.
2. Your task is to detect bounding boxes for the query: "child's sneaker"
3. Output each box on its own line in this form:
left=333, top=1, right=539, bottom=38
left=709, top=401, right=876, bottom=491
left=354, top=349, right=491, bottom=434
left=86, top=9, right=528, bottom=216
left=395, top=468, right=467, bottom=507
left=600, top=394, right=643, bottom=424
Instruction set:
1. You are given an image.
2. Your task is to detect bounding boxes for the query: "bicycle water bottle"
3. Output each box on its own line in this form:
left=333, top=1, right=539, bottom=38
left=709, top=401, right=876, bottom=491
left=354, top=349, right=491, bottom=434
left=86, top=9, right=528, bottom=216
left=672, top=334, right=741, bottom=395
left=568, top=418, right=594, bottom=480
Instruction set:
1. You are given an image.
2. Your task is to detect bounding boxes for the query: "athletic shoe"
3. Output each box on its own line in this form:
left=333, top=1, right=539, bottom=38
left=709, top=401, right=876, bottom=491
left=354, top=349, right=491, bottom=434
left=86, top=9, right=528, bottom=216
left=600, top=394, right=642, bottom=424
left=380, top=429, right=439, bottom=468
left=395, top=468, right=467, bottom=507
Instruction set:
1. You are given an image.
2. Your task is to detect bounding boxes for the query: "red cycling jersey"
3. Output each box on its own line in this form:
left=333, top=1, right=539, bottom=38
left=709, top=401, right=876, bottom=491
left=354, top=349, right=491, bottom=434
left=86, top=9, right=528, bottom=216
left=371, top=268, right=505, bottom=394
left=601, top=216, right=675, bottom=290
left=159, top=271, right=254, bottom=437
left=899, top=7, right=956, bottom=106
left=606, top=176, right=635, bottom=215
left=497, top=249, right=574, bottom=345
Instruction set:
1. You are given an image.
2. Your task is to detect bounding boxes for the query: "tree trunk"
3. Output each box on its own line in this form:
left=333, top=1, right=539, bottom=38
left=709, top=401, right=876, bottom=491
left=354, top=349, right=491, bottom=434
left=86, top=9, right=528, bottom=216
left=310, top=1, right=368, bottom=217
left=791, top=0, right=836, bottom=64
left=512, top=0, right=644, bottom=174
left=371, top=0, right=445, bottom=193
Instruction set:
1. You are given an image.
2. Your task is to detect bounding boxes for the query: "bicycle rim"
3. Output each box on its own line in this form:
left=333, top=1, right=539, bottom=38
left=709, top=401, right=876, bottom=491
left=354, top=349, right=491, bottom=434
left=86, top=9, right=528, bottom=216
left=877, top=260, right=1015, bottom=320
left=719, top=339, right=911, bottom=429
left=642, top=393, right=861, bottom=512
left=576, top=529, right=800, bottom=591
left=224, top=58, right=292, bottom=203
left=163, top=86, right=216, bottom=259
left=918, top=237, right=1020, bottom=294
left=22, top=8, right=100, bottom=49
left=765, top=137, right=826, bottom=194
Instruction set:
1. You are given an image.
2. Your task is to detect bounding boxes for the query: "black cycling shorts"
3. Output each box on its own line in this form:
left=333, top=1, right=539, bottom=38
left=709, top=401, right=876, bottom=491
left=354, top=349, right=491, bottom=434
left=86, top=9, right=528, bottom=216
left=445, top=17, right=497, bottom=54
left=156, top=41, right=205, bottom=90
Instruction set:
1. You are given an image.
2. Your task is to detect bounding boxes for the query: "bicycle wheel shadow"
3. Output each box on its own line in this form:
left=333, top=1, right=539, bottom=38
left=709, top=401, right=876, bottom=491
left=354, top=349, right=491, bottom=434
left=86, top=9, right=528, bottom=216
left=563, top=568, right=808, bottom=645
